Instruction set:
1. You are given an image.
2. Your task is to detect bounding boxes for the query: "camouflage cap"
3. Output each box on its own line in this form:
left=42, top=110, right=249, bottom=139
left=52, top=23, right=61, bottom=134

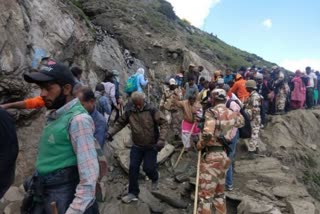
left=212, top=89, right=227, bottom=100
left=245, top=80, right=257, bottom=89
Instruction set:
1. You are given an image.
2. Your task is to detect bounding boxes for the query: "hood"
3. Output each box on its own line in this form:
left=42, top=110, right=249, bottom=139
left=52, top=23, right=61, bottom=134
left=136, top=68, right=145, bottom=76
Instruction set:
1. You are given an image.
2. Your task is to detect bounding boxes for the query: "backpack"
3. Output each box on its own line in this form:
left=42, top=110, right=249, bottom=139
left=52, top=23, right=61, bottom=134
left=165, top=75, right=176, bottom=85
left=226, top=99, right=252, bottom=139
left=125, top=74, right=139, bottom=94
left=95, top=93, right=103, bottom=114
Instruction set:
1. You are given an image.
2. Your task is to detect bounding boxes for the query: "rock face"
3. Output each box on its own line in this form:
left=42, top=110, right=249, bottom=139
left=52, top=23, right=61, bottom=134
left=1, top=0, right=320, bottom=213
left=0, top=0, right=128, bottom=181
left=0, top=0, right=275, bottom=184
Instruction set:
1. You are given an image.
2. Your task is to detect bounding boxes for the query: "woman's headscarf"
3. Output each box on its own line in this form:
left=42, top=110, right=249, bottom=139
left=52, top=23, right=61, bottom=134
left=295, top=70, right=302, bottom=77
left=136, top=68, right=145, bottom=76
left=112, top=70, right=120, bottom=82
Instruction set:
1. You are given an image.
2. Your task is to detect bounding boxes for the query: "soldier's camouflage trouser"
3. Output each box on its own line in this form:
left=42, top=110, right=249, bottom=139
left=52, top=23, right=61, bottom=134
left=197, top=151, right=230, bottom=214
left=165, top=110, right=181, bottom=136
left=248, top=115, right=261, bottom=152
left=276, top=92, right=287, bottom=112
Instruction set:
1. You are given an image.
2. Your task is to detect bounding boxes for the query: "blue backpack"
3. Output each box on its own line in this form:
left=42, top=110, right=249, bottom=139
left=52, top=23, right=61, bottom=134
left=125, top=74, right=139, bottom=94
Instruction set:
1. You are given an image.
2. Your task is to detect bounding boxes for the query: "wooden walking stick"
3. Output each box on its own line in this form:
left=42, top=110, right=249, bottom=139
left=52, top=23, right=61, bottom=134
left=50, top=201, right=58, bottom=214
left=193, top=150, right=202, bottom=214
left=173, top=123, right=196, bottom=168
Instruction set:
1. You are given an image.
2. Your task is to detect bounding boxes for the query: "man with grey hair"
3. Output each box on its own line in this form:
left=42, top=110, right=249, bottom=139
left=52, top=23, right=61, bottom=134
left=108, top=92, right=168, bottom=203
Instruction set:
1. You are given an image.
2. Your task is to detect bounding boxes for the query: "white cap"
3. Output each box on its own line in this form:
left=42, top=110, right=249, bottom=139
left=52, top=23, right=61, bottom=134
left=217, top=78, right=224, bottom=84
left=255, top=73, right=263, bottom=80
left=169, top=78, right=177, bottom=85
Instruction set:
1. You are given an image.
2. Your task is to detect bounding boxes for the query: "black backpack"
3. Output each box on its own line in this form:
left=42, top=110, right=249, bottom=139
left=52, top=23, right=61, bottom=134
left=226, top=99, right=252, bottom=139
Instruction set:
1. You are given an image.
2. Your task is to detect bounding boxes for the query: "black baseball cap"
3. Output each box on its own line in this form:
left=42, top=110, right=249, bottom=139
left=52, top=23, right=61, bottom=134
left=24, top=63, right=76, bottom=86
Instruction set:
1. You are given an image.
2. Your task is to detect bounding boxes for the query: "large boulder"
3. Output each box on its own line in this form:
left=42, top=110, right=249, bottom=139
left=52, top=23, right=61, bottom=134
left=139, top=187, right=164, bottom=213
left=3, top=186, right=24, bottom=202
left=272, top=185, right=309, bottom=198
left=286, top=199, right=315, bottom=214
left=237, top=197, right=282, bottom=214
left=151, top=180, right=188, bottom=209
left=117, top=144, right=175, bottom=173
left=103, top=200, right=151, bottom=214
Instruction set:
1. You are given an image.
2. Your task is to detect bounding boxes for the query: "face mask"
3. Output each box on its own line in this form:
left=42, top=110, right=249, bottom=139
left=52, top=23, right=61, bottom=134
left=47, top=87, right=67, bottom=110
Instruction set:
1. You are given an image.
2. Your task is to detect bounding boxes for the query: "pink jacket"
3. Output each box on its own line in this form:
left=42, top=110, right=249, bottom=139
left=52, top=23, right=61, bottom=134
left=291, top=76, right=306, bottom=102
left=227, top=98, right=241, bottom=139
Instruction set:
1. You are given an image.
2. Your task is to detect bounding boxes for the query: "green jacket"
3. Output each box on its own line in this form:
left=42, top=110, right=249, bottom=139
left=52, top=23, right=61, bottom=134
left=36, top=101, right=86, bottom=175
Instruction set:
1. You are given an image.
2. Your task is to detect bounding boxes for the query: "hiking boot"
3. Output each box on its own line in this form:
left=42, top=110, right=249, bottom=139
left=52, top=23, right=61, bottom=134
left=248, top=151, right=256, bottom=160
left=151, top=180, right=159, bottom=191
left=121, top=193, right=138, bottom=203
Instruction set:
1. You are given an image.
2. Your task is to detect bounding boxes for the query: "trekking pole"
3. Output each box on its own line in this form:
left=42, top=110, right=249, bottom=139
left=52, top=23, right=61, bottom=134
left=193, top=150, right=201, bottom=214
left=50, top=201, right=58, bottom=214
left=120, top=105, right=123, bottom=117
left=147, top=84, right=151, bottom=103
left=173, top=123, right=196, bottom=168
left=173, top=146, right=185, bottom=169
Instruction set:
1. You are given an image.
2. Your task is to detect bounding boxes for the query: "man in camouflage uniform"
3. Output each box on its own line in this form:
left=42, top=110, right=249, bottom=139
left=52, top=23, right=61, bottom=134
left=245, top=80, right=262, bottom=159
left=196, top=89, right=244, bottom=214
left=273, top=70, right=289, bottom=114
left=160, top=78, right=183, bottom=140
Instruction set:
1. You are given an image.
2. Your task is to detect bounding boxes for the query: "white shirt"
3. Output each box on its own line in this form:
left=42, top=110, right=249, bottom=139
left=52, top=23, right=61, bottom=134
left=307, top=72, right=317, bottom=88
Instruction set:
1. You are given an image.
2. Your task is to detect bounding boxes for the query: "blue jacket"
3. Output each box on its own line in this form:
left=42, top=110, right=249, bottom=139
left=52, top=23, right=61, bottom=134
left=224, top=75, right=234, bottom=84
left=95, top=91, right=111, bottom=115
left=90, top=108, right=107, bottom=148
left=137, top=74, right=148, bottom=93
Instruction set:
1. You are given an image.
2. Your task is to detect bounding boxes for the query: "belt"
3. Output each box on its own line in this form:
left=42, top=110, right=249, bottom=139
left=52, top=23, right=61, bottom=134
left=38, top=166, right=79, bottom=187
left=205, top=146, right=224, bottom=152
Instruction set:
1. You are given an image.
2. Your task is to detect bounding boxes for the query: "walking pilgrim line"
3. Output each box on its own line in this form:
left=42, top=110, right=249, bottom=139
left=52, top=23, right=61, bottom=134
left=0, top=57, right=319, bottom=214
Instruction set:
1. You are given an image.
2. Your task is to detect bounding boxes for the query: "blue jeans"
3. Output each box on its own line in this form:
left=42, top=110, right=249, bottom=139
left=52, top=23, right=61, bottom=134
left=226, top=131, right=239, bottom=189
left=31, top=167, right=99, bottom=214
left=129, top=145, right=159, bottom=196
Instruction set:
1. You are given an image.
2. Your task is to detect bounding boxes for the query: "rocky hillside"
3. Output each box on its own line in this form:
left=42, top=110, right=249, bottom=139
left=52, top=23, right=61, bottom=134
left=1, top=0, right=319, bottom=213
left=0, top=0, right=276, bottom=181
